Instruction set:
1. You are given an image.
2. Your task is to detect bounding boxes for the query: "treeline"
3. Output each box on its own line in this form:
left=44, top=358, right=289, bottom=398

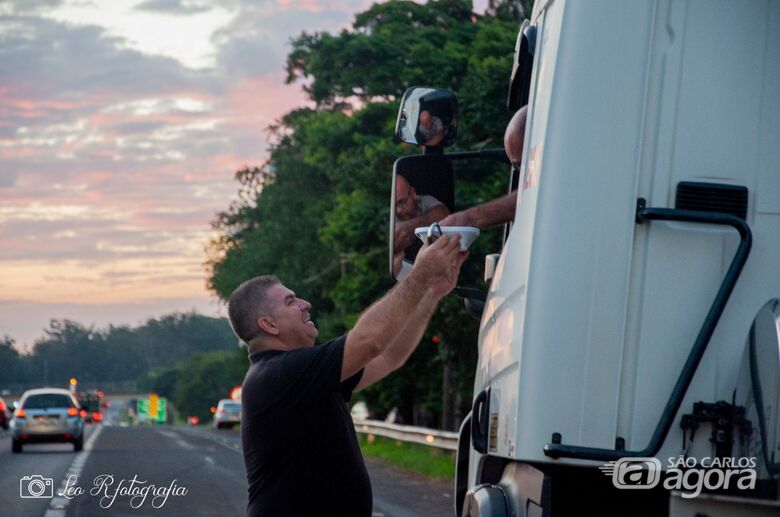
left=206, top=0, right=533, bottom=429
left=0, top=313, right=239, bottom=391
left=140, top=348, right=246, bottom=423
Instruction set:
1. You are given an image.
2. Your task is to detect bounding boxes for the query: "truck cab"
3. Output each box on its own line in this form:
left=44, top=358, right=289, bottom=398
left=391, top=1, right=780, bottom=515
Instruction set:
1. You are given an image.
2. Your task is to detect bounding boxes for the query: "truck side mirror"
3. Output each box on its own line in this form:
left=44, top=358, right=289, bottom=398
left=395, top=86, right=458, bottom=148
left=389, top=154, right=454, bottom=280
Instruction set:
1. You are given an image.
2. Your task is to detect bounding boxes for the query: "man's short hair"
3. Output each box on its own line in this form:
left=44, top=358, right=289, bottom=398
left=227, top=275, right=281, bottom=343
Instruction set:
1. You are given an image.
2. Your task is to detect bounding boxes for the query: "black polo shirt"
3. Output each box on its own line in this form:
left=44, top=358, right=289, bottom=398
left=241, top=335, right=371, bottom=517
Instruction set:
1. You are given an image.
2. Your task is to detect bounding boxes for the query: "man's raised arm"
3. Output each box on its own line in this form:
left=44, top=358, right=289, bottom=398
left=355, top=248, right=467, bottom=391
left=341, top=234, right=462, bottom=381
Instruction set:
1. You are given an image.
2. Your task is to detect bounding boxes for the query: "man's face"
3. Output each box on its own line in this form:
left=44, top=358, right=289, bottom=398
left=263, top=283, right=318, bottom=347
left=395, top=176, right=418, bottom=220
left=419, top=110, right=431, bottom=129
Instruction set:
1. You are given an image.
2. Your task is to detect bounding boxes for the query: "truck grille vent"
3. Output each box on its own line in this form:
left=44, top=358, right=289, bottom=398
left=675, top=182, right=748, bottom=220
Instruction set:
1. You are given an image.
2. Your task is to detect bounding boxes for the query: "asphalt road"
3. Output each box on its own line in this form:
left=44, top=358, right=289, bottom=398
left=0, top=409, right=453, bottom=516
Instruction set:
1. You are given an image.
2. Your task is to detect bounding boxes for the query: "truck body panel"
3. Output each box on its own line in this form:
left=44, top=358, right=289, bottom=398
left=476, top=0, right=780, bottom=474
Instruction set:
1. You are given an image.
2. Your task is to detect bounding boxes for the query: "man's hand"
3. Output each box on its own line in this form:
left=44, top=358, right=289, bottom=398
left=427, top=249, right=468, bottom=300
left=393, top=220, right=417, bottom=252
left=411, top=234, right=465, bottom=301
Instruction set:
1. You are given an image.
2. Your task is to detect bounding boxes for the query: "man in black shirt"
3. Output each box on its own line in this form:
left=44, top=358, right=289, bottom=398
left=228, top=234, right=466, bottom=517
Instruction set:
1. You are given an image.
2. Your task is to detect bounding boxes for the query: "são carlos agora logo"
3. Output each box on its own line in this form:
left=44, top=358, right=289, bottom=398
left=600, top=456, right=758, bottom=498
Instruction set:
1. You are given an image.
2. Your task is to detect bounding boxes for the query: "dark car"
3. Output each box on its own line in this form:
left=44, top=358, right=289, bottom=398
left=77, top=391, right=104, bottom=423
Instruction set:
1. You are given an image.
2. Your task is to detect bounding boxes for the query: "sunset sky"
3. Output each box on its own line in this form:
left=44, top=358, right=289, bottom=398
left=0, top=0, right=385, bottom=350
left=1, top=0, right=491, bottom=351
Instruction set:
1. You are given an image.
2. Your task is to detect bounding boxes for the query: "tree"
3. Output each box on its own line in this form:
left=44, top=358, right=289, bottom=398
left=286, top=0, right=476, bottom=108
left=139, top=366, right=179, bottom=400
left=133, top=312, right=238, bottom=369
left=207, top=0, right=526, bottom=429
left=8, top=313, right=238, bottom=392
left=0, top=335, right=21, bottom=386
left=173, top=348, right=247, bottom=422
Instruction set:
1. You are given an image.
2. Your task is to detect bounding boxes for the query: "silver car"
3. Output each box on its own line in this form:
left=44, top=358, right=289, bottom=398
left=213, top=399, right=241, bottom=429
left=10, top=388, right=84, bottom=453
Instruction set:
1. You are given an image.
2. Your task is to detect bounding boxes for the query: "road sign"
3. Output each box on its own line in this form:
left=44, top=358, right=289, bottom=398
left=149, top=393, right=159, bottom=418
left=136, top=396, right=166, bottom=423
left=158, top=398, right=167, bottom=422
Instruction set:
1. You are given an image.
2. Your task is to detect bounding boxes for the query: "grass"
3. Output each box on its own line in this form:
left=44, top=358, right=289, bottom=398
left=358, top=434, right=455, bottom=480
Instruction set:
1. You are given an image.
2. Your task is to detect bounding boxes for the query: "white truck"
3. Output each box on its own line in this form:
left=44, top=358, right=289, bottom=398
left=391, top=0, right=780, bottom=515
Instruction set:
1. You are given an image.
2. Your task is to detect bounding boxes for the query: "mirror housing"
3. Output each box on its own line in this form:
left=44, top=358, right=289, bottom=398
left=395, top=87, right=458, bottom=147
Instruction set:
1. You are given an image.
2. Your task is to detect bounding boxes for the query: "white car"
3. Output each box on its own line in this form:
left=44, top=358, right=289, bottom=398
left=213, top=399, right=241, bottom=429
left=10, top=388, right=84, bottom=453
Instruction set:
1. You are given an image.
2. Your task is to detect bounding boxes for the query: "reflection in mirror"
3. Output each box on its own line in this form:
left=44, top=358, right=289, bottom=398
left=389, top=155, right=454, bottom=280
left=395, top=87, right=458, bottom=147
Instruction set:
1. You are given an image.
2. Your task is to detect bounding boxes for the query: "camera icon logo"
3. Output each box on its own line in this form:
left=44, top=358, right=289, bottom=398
left=20, top=475, right=54, bottom=499
left=600, top=457, right=662, bottom=489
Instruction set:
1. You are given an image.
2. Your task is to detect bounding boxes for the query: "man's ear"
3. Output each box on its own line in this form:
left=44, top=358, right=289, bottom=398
left=257, top=316, right=279, bottom=336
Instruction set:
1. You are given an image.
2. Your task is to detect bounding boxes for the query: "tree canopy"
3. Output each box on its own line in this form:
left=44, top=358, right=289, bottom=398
left=207, top=0, right=530, bottom=429
left=2, top=314, right=237, bottom=392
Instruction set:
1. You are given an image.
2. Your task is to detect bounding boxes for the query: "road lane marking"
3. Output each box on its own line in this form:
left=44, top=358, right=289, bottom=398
left=49, top=496, right=68, bottom=509
left=176, top=427, right=243, bottom=454
left=157, top=429, right=196, bottom=450
left=45, top=425, right=102, bottom=517
left=85, top=426, right=103, bottom=449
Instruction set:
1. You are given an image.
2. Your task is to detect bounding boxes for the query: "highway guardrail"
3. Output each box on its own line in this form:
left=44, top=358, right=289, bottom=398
left=353, top=419, right=458, bottom=451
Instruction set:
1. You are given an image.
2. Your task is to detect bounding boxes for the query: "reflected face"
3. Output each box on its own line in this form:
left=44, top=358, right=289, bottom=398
left=395, top=175, right=418, bottom=220
left=419, top=110, right=432, bottom=129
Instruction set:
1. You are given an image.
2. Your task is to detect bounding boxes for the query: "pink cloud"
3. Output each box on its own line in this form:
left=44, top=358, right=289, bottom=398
left=226, top=74, right=308, bottom=129
left=85, top=190, right=105, bottom=202
left=0, top=147, right=39, bottom=159
left=275, top=0, right=372, bottom=14
left=0, top=0, right=385, bottom=347
left=0, top=98, right=79, bottom=119
left=87, top=108, right=202, bottom=129
left=183, top=154, right=254, bottom=182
